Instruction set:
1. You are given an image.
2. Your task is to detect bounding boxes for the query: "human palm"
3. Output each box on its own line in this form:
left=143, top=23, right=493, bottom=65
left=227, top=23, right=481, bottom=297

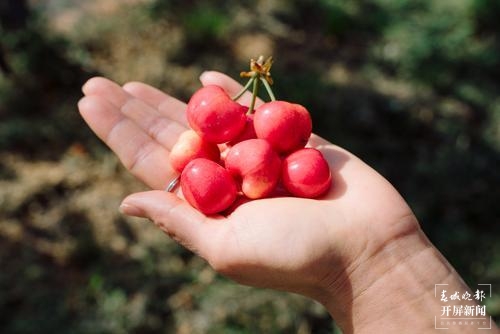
left=78, top=71, right=417, bottom=302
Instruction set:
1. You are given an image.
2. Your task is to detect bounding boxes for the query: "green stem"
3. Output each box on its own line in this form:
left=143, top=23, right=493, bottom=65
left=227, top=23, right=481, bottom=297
left=247, top=75, right=260, bottom=114
left=232, top=74, right=256, bottom=101
left=260, top=77, right=276, bottom=101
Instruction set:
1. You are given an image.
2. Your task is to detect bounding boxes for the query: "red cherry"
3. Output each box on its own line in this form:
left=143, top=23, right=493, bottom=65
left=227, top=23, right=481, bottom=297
left=227, top=114, right=256, bottom=146
left=181, top=158, right=237, bottom=214
left=186, top=85, right=247, bottom=144
left=225, top=139, right=282, bottom=199
left=282, top=148, right=332, bottom=198
left=169, top=129, right=220, bottom=173
left=254, top=101, right=312, bottom=154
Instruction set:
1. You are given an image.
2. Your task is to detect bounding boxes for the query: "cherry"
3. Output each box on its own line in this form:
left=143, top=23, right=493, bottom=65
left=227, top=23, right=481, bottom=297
left=227, top=114, right=256, bottom=146
left=169, top=129, right=220, bottom=173
left=180, top=158, right=238, bottom=215
left=282, top=148, right=331, bottom=198
left=225, top=139, right=282, bottom=199
left=167, top=56, right=334, bottom=214
left=253, top=101, right=312, bottom=154
left=186, top=85, right=247, bottom=144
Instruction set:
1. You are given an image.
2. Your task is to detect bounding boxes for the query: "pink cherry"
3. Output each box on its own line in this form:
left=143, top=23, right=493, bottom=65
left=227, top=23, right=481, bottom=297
left=187, top=85, right=247, bottom=144
left=227, top=114, right=256, bottom=146
left=225, top=139, right=281, bottom=199
left=282, top=148, right=332, bottom=198
left=254, top=101, right=312, bottom=154
left=170, top=129, right=220, bottom=173
left=181, top=158, right=238, bottom=214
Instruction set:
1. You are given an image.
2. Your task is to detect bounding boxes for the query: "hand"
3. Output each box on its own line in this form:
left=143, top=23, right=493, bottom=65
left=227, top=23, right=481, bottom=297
left=80, top=72, right=486, bottom=333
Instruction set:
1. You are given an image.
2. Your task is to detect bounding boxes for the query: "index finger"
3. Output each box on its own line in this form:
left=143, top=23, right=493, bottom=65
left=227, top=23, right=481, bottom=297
left=122, top=81, right=189, bottom=127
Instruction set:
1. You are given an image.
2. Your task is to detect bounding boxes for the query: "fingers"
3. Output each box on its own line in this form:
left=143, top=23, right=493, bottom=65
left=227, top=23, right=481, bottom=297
left=78, top=95, right=175, bottom=190
left=119, top=97, right=187, bottom=150
left=199, top=71, right=264, bottom=108
left=120, top=190, right=224, bottom=258
left=82, top=76, right=129, bottom=107
left=79, top=73, right=268, bottom=192
left=79, top=77, right=193, bottom=189
left=122, top=81, right=189, bottom=127
left=83, top=77, right=188, bottom=150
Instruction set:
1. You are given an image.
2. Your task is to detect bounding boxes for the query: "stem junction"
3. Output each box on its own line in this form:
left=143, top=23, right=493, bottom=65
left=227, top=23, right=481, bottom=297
left=233, top=56, right=276, bottom=114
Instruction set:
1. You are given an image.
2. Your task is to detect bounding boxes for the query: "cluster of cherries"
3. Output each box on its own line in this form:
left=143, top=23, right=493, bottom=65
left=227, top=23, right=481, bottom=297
left=169, top=57, right=332, bottom=214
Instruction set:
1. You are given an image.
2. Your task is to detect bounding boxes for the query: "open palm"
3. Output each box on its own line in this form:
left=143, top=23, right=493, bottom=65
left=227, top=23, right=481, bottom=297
left=78, top=71, right=418, bottom=303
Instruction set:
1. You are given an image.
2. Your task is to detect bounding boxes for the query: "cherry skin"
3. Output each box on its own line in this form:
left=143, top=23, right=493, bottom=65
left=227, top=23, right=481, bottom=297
left=253, top=101, right=312, bottom=154
left=186, top=85, right=247, bottom=144
left=169, top=129, right=220, bottom=173
left=282, top=148, right=332, bottom=198
left=225, top=139, right=282, bottom=199
left=180, top=158, right=238, bottom=214
left=227, top=114, right=256, bottom=146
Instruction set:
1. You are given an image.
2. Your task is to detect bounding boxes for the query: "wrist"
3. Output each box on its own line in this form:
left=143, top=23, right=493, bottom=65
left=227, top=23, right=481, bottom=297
left=315, top=215, right=475, bottom=333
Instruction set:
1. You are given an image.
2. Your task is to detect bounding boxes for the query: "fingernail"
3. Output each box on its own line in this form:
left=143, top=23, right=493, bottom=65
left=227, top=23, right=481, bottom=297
left=119, top=202, right=144, bottom=217
left=81, top=77, right=94, bottom=94
left=199, top=70, right=216, bottom=83
left=199, top=71, right=208, bottom=82
left=77, top=96, right=88, bottom=109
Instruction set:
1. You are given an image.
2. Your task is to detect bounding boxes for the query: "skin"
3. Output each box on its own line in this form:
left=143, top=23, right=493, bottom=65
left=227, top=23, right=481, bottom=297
left=78, top=71, right=499, bottom=333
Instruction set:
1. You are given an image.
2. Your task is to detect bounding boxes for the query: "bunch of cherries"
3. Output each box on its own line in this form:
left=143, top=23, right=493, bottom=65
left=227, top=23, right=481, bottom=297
left=168, top=57, right=332, bottom=214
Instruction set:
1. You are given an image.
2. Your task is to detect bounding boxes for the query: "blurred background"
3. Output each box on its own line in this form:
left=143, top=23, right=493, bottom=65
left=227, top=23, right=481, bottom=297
left=1, top=0, right=499, bottom=333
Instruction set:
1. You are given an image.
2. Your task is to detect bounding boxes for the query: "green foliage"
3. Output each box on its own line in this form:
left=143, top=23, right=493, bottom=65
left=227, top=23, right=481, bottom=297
left=371, top=0, right=499, bottom=92
left=180, top=4, right=230, bottom=43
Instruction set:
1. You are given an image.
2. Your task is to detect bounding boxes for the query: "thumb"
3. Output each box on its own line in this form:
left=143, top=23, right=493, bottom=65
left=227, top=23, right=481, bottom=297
left=120, top=190, right=221, bottom=257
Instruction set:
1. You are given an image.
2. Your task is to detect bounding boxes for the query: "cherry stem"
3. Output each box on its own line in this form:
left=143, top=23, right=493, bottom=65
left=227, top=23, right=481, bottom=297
left=260, top=77, right=276, bottom=101
left=237, top=56, right=276, bottom=113
left=248, top=74, right=259, bottom=114
left=232, top=74, right=256, bottom=101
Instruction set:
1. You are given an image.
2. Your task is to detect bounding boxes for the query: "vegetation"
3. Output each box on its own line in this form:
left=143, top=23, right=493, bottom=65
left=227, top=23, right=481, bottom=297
left=0, top=0, right=498, bottom=332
